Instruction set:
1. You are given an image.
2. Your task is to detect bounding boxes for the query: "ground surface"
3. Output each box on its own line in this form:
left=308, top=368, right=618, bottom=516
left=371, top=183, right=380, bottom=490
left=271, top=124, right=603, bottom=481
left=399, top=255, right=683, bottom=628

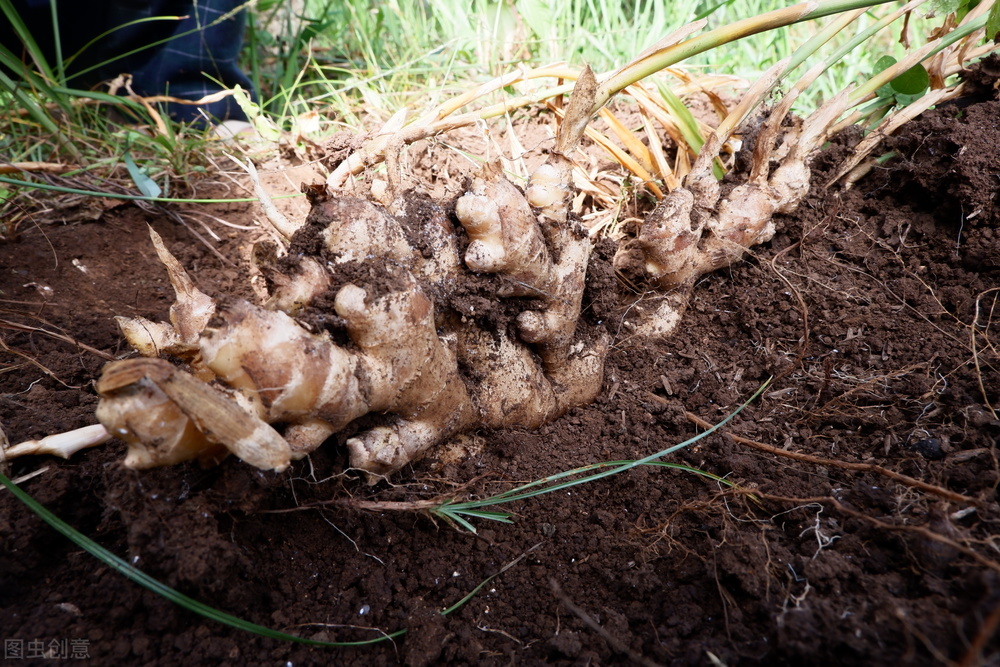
left=2, top=59, right=1000, bottom=666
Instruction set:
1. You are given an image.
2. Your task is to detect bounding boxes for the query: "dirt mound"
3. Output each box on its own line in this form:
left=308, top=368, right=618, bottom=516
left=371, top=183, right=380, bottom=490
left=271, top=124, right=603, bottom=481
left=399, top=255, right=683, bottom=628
left=2, top=58, right=1000, bottom=665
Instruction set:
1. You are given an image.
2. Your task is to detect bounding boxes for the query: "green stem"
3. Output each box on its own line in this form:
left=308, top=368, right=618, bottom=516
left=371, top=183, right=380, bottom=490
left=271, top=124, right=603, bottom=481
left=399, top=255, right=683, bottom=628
left=820, top=0, right=927, bottom=74
left=785, top=6, right=867, bottom=74
left=594, top=0, right=900, bottom=112
left=48, top=0, right=64, bottom=85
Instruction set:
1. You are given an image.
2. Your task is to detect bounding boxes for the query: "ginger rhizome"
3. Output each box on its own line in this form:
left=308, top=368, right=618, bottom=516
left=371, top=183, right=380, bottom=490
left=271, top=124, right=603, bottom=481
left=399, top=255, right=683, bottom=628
left=5, top=63, right=852, bottom=477
left=629, top=90, right=849, bottom=290
left=87, top=71, right=609, bottom=476
left=95, top=184, right=609, bottom=476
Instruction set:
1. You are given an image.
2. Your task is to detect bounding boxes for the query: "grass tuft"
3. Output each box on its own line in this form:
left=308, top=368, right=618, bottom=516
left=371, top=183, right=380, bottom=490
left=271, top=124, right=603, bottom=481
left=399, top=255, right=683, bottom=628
left=432, top=380, right=769, bottom=532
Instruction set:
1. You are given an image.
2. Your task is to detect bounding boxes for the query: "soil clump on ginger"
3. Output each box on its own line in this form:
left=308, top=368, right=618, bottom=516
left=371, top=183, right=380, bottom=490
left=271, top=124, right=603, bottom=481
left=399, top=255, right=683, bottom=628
left=2, top=58, right=1000, bottom=665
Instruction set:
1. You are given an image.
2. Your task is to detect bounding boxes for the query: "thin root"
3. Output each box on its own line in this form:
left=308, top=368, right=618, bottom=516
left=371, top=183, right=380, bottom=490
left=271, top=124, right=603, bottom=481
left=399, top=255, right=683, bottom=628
left=685, top=411, right=977, bottom=505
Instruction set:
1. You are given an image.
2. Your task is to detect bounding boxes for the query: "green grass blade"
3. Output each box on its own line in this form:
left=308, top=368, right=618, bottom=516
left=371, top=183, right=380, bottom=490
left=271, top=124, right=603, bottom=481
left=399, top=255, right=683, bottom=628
left=64, top=16, right=184, bottom=75
left=696, top=0, right=737, bottom=20
left=65, top=2, right=252, bottom=83
left=437, top=510, right=482, bottom=533
left=0, top=66, right=60, bottom=132
left=47, top=0, right=64, bottom=85
left=437, top=460, right=741, bottom=531
left=0, top=469, right=404, bottom=647
left=486, top=380, right=764, bottom=504
left=436, top=381, right=770, bottom=529
left=451, top=509, right=515, bottom=522
left=47, top=86, right=144, bottom=108
left=440, top=575, right=496, bottom=615
left=0, top=469, right=510, bottom=646
left=0, top=66, right=79, bottom=160
left=0, top=175, right=302, bottom=204
left=0, top=0, right=59, bottom=86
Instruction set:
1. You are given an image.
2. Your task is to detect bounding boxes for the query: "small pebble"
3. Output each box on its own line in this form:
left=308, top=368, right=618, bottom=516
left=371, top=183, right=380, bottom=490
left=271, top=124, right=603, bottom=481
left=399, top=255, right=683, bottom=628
left=908, top=437, right=945, bottom=461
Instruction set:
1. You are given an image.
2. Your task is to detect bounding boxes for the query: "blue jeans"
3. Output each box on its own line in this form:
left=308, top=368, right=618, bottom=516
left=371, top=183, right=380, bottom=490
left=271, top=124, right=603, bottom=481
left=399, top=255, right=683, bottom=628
left=2, top=0, right=253, bottom=122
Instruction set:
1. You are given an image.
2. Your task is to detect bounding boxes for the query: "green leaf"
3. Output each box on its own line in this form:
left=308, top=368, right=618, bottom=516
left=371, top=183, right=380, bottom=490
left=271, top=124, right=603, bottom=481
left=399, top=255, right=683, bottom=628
left=123, top=151, right=162, bottom=199
left=231, top=85, right=281, bottom=142
left=872, top=55, right=897, bottom=98
left=889, top=63, right=929, bottom=96
left=988, top=1, right=1000, bottom=41
left=872, top=55, right=929, bottom=101
left=656, top=81, right=726, bottom=180
left=929, top=0, right=963, bottom=15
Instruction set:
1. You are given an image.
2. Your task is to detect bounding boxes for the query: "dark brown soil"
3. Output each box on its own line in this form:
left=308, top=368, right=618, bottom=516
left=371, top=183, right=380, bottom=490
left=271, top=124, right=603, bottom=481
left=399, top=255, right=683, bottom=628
left=3, top=60, right=1000, bottom=666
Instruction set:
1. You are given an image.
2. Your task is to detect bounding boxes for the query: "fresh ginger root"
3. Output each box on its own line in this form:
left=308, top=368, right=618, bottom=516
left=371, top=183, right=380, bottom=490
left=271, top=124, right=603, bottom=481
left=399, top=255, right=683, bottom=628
left=94, top=140, right=607, bottom=476
left=8, top=66, right=838, bottom=479
left=632, top=91, right=849, bottom=290
left=455, top=160, right=593, bottom=372
left=79, top=69, right=610, bottom=477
